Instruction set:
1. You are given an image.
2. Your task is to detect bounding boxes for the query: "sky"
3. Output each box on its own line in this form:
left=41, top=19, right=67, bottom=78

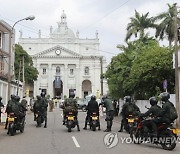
left=0, top=0, right=179, bottom=63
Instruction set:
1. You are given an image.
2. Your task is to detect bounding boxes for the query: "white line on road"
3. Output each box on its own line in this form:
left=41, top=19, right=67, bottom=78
left=72, top=136, right=80, bottom=148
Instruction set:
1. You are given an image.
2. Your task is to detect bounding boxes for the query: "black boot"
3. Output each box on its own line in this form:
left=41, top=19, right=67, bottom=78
left=83, top=122, right=88, bottom=130
left=104, top=128, right=111, bottom=132
left=77, top=125, right=80, bottom=131
left=44, top=123, right=47, bottom=128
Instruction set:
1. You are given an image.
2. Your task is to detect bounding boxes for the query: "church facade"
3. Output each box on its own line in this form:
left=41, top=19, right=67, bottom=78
left=19, top=11, right=108, bottom=99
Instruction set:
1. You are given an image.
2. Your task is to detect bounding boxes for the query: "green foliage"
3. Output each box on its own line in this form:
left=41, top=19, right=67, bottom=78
left=105, top=39, right=175, bottom=100
left=154, top=3, right=180, bottom=46
left=125, top=10, right=156, bottom=41
left=14, top=44, right=39, bottom=84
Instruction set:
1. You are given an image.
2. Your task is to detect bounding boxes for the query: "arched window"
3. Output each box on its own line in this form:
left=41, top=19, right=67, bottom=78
left=56, top=66, right=60, bottom=74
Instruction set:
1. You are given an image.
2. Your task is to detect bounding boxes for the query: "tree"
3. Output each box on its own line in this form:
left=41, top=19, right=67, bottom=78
left=126, top=43, right=174, bottom=99
left=14, top=44, right=38, bottom=84
left=106, top=39, right=174, bottom=99
left=125, top=10, right=156, bottom=41
left=155, top=3, right=180, bottom=47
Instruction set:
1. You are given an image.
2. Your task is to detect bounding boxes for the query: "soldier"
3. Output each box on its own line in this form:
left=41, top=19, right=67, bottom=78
left=140, top=97, right=162, bottom=136
left=101, top=95, right=114, bottom=132
left=5, top=94, right=16, bottom=129
left=21, top=96, right=27, bottom=110
left=40, top=92, right=48, bottom=128
left=118, top=96, right=140, bottom=132
left=63, top=92, right=80, bottom=131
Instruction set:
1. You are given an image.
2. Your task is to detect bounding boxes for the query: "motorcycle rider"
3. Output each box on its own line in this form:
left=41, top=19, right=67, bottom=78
left=40, top=92, right=48, bottom=128
left=5, top=94, right=16, bottom=129
left=156, top=92, right=178, bottom=125
left=100, top=95, right=114, bottom=132
left=118, top=96, right=140, bottom=132
left=83, top=95, right=100, bottom=130
left=140, top=97, right=162, bottom=136
left=63, top=91, right=80, bottom=131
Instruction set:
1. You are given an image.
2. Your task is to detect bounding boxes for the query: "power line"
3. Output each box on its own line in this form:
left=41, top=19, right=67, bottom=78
left=82, top=0, right=131, bottom=31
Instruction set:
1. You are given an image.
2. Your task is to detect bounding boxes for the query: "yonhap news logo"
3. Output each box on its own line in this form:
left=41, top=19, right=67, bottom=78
left=103, top=132, right=119, bottom=148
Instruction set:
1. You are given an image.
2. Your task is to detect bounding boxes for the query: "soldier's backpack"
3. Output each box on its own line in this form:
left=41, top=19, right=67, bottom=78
left=11, top=102, right=20, bottom=115
left=169, top=101, right=178, bottom=122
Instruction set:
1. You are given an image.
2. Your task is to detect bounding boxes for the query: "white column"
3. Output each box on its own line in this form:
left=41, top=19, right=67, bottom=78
left=48, top=63, right=53, bottom=98
left=75, top=65, right=81, bottom=98
left=64, top=64, right=68, bottom=97
left=34, top=63, right=41, bottom=97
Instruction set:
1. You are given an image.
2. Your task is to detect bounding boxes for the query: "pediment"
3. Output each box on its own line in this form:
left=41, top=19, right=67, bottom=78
left=33, top=45, right=82, bottom=58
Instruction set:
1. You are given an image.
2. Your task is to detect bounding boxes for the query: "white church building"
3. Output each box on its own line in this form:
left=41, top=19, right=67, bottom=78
left=19, top=11, right=108, bottom=99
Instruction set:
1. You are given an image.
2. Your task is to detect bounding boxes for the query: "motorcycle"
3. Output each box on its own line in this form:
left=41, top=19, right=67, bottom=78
left=89, top=112, right=100, bottom=131
left=65, top=111, right=76, bottom=132
left=7, top=112, right=25, bottom=136
left=130, top=116, right=178, bottom=151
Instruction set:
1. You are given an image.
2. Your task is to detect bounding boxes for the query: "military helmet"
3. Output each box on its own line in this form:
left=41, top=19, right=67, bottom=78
left=91, top=95, right=96, bottom=101
left=102, top=95, right=107, bottom=100
left=69, top=91, right=75, bottom=98
left=124, top=96, right=131, bottom=103
left=159, top=92, right=170, bottom=102
left=40, top=92, right=46, bottom=97
left=15, top=95, right=20, bottom=102
left=11, top=94, right=16, bottom=99
left=36, top=95, right=41, bottom=100
left=149, top=97, right=158, bottom=106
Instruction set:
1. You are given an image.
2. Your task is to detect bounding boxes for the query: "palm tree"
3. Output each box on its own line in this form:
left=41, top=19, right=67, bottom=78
left=155, top=3, right=180, bottom=47
left=125, top=10, right=156, bottom=42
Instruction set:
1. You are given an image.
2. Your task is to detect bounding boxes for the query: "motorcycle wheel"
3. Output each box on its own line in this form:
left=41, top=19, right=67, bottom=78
left=67, top=121, right=72, bottom=132
left=92, top=125, right=96, bottom=131
left=160, top=131, right=177, bottom=151
left=130, top=129, right=142, bottom=144
left=9, top=123, right=15, bottom=136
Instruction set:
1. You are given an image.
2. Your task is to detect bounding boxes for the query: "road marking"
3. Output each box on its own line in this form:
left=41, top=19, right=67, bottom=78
left=72, top=136, right=80, bottom=148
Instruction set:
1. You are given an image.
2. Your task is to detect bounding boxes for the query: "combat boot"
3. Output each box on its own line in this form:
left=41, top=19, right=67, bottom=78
left=83, top=122, right=88, bottom=130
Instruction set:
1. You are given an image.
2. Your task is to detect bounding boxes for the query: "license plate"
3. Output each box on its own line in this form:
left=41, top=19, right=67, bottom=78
left=8, top=117, right=14, bottom=122
left=92, top=116, right=98, bottom=120
left=68, top=116, right=74, bottom=120
left=128, top=119, right=134, bottom=123
left=172, top=129, right=180, bottom=134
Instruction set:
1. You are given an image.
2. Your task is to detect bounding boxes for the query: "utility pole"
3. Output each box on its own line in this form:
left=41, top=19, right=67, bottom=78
left=100, top=56, right=103, bottom=96
left=17, top=60, right=22, bottom=95
left=22, top=56, right=25, bottom=96
left=174, top=3, right=180, bottom=128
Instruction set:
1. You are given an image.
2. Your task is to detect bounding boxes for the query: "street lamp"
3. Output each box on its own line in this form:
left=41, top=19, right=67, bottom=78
left=7, top=15, right=35, bottom=100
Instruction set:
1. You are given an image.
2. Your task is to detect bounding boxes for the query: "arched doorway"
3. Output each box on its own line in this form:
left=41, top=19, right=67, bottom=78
left=82, top=80, right=92, bottom=98
left=53, top=77, right=63, bottom=98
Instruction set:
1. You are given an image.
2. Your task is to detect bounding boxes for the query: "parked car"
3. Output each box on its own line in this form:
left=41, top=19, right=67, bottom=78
left=77, top=99, right=88, bottom=112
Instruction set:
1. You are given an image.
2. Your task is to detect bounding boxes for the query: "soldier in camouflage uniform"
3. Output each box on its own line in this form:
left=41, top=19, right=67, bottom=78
left=40, top=92, right=48, bottom=128
left=63, top=92, right=80, bottom=131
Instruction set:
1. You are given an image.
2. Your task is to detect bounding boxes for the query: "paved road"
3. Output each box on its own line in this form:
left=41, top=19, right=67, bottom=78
left=0, top=108, right=180, bottom=154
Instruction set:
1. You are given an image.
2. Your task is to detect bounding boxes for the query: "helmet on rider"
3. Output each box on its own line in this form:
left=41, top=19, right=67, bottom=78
left=15, top=95, right=20, bottom=102
left=159, top=92, right=170, bottom=102
left=149, top=97, right=158, bottom=106
left=40, top=92, right=46, bottom=97
left=124, top=96, right=131, bottom=103
left=36, top=95, right=41, bottom=100
left=69, top=91, right=75, bottom=98
left=11, top=94, right=16, bottom=100
left=91, top=95, right=96, bottom=101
